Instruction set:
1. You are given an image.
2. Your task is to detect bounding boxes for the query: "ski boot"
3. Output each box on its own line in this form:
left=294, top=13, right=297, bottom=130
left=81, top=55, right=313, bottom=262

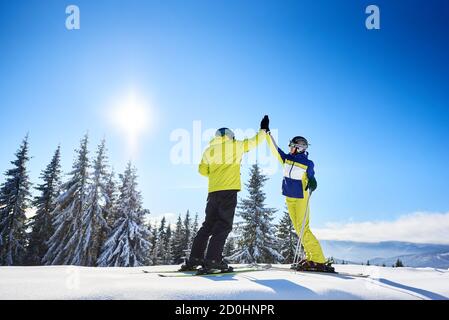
left=293, top=260, right=335, bottom=273
left=196, top=258, right=234, bottom=275
left=178, top=257, right=203, bottom=272
left=317, top=261, right=335, bottom=273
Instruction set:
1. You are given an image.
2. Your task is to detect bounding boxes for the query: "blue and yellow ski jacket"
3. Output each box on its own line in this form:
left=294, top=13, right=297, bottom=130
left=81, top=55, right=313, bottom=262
left=267, top=133, right=315, bottom=199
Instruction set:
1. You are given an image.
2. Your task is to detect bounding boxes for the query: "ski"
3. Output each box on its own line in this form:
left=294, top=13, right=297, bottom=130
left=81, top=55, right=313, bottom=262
left=143, top=263, right=272, bottom=276
left=142, top=269, right=197, bottom=274
left=268, top=266, right=369, bottom=278
left=296, top=270, right=369, bottom=278
left=156, top=267, right=264, bottom=277
left=144, top=264, right=368, bottom=278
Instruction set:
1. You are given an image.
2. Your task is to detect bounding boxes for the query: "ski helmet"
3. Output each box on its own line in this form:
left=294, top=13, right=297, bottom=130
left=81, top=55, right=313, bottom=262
left=215, top=127, right=235, bottom=140
left=289, top=136, right=309, bottom=152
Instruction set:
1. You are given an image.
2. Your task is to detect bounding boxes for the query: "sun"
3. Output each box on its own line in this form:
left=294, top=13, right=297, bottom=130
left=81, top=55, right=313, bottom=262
left=110, top=91, right=151, bottom=157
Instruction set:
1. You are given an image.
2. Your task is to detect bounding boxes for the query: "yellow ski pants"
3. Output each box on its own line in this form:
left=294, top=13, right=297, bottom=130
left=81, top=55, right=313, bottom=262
left=286, top=195, right=326, bottom=264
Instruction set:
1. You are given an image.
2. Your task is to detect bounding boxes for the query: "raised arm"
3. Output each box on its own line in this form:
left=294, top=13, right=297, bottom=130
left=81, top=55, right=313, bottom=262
left=242, top=129, right=267, bottom=153
left=241, top=115, right=270, bottom=152
left=266, top=132, right=287, bottom=163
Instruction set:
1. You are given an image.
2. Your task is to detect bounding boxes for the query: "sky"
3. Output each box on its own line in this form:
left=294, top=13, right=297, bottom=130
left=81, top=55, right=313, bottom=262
left=0, top=0, right=448, bottom=242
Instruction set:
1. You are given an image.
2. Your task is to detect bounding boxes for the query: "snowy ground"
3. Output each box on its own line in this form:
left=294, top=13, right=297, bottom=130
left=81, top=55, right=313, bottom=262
left=0, top=264, right=448, bottom=300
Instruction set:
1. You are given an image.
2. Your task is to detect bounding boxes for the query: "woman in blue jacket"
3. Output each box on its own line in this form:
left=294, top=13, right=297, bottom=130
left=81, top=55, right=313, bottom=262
left=267, top=122, right=333, bottom=272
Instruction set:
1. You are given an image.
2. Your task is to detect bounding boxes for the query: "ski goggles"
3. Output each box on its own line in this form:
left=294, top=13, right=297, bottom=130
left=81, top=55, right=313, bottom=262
left=289, top=141, right=308, bottom=150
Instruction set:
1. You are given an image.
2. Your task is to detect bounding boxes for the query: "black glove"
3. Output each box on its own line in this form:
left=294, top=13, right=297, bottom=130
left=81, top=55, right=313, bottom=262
left=306, top=177, right=317, bottom=192
left=260, top=115, right=270, bottom=132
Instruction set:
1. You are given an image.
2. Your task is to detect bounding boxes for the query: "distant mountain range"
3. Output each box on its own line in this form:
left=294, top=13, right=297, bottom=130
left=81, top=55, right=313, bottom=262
left=320, top=240, right=449, bottom=268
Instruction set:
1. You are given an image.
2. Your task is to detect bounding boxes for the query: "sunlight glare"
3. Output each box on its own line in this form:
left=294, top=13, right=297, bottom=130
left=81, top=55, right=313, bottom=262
left=110, top=91, right=151, bottom=158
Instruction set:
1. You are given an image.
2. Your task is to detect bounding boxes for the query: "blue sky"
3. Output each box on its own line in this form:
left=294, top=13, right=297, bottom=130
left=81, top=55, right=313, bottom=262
left=1, top=0, right=448, bottom=235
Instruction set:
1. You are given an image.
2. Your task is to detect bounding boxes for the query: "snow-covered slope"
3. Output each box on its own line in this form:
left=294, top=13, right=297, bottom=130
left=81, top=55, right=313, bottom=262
left=0, top=264, right=448, bottom=300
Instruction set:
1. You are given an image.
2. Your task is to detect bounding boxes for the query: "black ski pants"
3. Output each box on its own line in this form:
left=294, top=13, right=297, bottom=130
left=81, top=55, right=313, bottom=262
left=190, top=190, right=238, bottom=261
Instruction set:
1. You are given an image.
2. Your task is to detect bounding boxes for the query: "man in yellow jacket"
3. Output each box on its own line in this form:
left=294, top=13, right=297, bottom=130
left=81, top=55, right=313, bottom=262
left=180, top=116, right=269, bottom=272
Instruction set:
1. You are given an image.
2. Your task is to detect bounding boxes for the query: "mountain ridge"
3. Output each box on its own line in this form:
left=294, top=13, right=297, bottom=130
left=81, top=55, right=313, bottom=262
left=320, top=240, right=449, bottom=268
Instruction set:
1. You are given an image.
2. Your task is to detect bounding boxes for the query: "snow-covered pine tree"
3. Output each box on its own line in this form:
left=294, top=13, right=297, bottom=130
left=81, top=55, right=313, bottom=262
left=27, top=146, right=62, bottom=265
left=103, top=170, right=118, bottom=229
left=171, top=214, right=185, bottom=264
left=0, top=135, right=32, bottom=266
left=97, top=162, right=150, bottom=267
left=223, top=235, right=236, bottom=258
left=152, top=217, right=173, bottom=265
left=43, top=135, right=90, bottom=265
left=192, top=213, right=199, bottom=235
left=229, top=164, right=283, bottom=264
left=155, top=217, right=167, bottom=265
left=146, top=221, right=154, bottom=263
left=163, top=224, right=173, bottom=264
left=189, top=212, right=199, bottom=249
left=183, top=210, right=191, bottom=253
left=77, top=140, right=110, bottom=266
left=276, top=208, right=299, bottom=264
left=98, top=170, right=118, bottom=250
left=149, top=221, right=159, bottom=265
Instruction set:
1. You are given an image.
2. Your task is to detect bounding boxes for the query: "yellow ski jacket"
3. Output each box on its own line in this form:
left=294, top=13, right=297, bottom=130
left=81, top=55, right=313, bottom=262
left=199, top=129, right=266, bottom=193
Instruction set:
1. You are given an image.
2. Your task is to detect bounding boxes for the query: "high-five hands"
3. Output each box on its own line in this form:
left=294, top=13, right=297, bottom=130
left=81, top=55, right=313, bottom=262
left=260, top=115, right=270, bottom=132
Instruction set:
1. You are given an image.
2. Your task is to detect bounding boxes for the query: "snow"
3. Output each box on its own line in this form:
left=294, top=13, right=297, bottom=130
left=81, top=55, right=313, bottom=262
left=0, top=264, right=448, bottom=300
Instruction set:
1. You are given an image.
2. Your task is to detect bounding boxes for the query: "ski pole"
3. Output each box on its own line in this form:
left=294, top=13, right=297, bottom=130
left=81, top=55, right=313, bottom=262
left=298, top=194, right=312, bottom=262
left=292, top=232, right=302, bottom=266
left=293, top=190, right=312, bottom=266
left=293, top=193, right=311, bottom=266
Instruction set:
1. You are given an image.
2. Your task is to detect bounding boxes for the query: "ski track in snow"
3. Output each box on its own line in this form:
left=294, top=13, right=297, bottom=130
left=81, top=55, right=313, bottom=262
left=0, top=264, right=448, bottom=300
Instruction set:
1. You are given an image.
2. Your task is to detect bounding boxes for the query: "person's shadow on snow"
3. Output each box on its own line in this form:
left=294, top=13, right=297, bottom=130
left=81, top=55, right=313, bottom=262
left=375, top=278, right=447, bottom=300
left=199, top=275, right=360, bottom=299
left=250, top=279, right=360, bottom=299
